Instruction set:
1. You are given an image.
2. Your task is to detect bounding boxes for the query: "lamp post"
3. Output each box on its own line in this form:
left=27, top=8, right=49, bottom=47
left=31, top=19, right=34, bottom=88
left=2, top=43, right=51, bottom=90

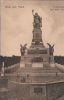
left=1, top=62, right=5, bottom=77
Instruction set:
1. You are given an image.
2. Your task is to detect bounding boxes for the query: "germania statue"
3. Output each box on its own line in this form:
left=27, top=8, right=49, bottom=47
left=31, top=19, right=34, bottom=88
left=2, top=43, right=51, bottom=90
left=32, top=10, right=42, bottom=28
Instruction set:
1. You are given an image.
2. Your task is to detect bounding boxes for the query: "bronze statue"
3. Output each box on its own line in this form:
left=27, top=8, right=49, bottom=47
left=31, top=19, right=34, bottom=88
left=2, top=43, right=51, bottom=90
left=20, top=44, right=27, bottom=56
left=47, top=43, right=54, bottom=55
left=32, top=10, right=42, bottom=28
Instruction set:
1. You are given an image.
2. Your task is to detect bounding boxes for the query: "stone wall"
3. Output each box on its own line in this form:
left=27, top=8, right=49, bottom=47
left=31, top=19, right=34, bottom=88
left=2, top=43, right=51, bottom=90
left=46, top=82, right=64, bottom=100
left=5, top=63, right=20, bottom=73
left=8, top=81, right=64, bottom=100
left=0, top=78, right=8, bottom=100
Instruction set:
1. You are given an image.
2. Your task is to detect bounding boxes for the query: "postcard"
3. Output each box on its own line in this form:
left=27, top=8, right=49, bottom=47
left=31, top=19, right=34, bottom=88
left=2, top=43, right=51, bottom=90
left=0, top=0, right=64, bottom=100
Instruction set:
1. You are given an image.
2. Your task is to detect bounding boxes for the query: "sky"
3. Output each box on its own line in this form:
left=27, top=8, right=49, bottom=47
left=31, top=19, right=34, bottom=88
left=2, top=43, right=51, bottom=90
left=0, top=0, right=64, bottom=56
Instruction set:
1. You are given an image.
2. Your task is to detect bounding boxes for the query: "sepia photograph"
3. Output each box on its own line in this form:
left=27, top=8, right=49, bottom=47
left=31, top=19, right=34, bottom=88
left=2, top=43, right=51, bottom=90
left=0, top=0, right=64, bottom=100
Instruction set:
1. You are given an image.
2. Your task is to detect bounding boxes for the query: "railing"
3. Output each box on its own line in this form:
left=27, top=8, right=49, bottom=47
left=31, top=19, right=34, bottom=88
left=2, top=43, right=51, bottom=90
left=55, top=63, right=64, bottom=72
left=5, top=63, right=20, bottom=73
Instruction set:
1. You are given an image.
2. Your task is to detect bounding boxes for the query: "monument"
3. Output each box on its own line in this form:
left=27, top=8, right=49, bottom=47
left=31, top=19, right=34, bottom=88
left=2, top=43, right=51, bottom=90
left=19, top=11, right=64, bottom=100
left=20, top=10, right=54, bottom=68
left=1, top=11, right=64, bottom=100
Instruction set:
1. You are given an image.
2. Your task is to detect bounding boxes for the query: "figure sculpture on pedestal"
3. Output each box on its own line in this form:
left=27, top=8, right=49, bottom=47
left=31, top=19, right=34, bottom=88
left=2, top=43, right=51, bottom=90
left=31, top=10, right=43, bottom=46
left=20, top=44, right=27, bottom=56
left=47, top=43, right=54, bottom=55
